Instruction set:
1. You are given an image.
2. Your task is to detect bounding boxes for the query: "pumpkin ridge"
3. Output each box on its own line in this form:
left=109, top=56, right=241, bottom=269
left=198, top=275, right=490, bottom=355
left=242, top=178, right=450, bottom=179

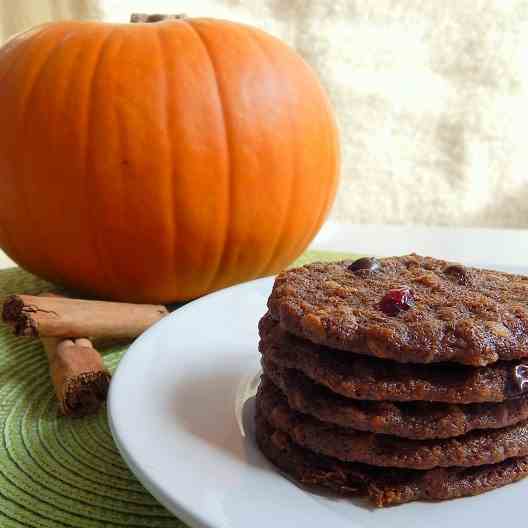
left=83, top=27, right=120, bottom=294
left=288, top=74, right=340, bottom=264
left=0, top=31, right=39, bottom=259
left=313, top=90, right=341, bottom=233
left=154, top=25, right=177, bottom=282
left=246, top=28, right=297, bottom=277
left=186, top=21, right=234, bottom=293
left=248, top=28, right=334, bottom=272
left=291, top=132, right=334, bottom=263
left=105, top=30, right=127, bottom=289
left=16, top=28, right=73, bottom=272
left=44, top=28, right=91, bottom=286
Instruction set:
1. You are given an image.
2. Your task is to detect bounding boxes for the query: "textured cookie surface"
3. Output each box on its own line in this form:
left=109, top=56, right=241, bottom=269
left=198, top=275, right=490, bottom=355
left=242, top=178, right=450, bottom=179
left=257, top=379, right=528, bottom=469
left=263, top=358, right=528, bottom=439
left=259, top=314, right=528, bottom=403
left=267, top=255, right=528, bottom=366
left=255, top=409, right=528, bottom=507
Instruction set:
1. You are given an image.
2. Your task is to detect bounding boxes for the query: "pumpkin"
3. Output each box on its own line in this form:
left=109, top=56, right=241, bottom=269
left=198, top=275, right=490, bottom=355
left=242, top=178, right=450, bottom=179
left=0, top=16, right=339, bottom=303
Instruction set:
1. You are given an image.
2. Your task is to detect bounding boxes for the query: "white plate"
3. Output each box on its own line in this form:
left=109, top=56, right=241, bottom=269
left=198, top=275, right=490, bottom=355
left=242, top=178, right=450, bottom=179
left=108, top=269, right=528, bottom=528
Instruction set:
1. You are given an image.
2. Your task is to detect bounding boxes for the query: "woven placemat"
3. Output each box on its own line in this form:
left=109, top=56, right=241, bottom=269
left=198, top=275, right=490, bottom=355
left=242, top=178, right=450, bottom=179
left=0, top=251, right=354, bottom=527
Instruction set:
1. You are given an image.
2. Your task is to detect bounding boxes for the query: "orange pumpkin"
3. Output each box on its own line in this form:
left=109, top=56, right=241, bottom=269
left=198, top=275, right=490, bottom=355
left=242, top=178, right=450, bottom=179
left=0, top=16, right=339, bottom=303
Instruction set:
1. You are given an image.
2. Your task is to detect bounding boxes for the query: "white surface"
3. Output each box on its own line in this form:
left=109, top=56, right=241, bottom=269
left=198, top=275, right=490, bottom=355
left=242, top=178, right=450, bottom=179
left=108, top=273, right=528, bottom=528
left=0, top=251, right=14, bottom=270
left=2, top=222, right=528, bottom=272
left=312, top=222, right=528, bottom=271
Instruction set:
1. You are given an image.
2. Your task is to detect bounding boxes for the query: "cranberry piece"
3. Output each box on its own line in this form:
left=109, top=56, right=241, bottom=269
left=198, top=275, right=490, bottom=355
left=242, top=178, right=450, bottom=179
left=348, top=257, right=381, bottom=273
left=380, top=287, right=415, bottom=316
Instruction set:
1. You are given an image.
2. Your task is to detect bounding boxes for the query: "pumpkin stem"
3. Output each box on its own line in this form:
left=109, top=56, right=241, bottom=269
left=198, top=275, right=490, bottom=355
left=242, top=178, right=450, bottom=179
left=130, top=13, right=187, bottom=23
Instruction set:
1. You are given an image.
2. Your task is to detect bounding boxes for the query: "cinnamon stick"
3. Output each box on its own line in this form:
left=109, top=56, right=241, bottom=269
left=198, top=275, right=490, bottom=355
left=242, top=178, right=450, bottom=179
left=42, top=336, right=111, bottom=417
left=2, top=295, right=168, bottom=338
left=40, top=293, right=111, bottom=417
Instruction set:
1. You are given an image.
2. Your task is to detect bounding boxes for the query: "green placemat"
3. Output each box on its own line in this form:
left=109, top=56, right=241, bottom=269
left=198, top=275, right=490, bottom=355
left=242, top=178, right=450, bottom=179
left=0, top=251, right=355, bottom=527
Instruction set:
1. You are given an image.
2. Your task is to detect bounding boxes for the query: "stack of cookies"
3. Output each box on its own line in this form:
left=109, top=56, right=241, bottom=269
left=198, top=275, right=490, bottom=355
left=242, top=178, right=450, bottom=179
left=255, top=254, right=528, bottom=507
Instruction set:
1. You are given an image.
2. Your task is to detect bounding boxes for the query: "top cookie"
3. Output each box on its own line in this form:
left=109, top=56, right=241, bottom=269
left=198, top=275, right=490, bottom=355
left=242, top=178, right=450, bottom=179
left=267, top=254, right=528, bottom=366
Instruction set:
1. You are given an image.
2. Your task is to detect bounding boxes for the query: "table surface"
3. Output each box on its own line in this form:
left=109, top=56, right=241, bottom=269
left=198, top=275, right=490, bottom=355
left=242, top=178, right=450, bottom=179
left=2, top=221, right=527, bottom=271
left=0, top=222, right=527, bottom=528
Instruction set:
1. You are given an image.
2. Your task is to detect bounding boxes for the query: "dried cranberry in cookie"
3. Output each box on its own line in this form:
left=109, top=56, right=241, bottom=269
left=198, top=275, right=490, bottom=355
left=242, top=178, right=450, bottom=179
left=379, top=287, right=415, bottom=316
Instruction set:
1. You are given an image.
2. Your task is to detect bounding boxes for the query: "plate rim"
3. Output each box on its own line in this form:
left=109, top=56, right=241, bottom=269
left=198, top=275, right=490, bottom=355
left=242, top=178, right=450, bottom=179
left=108, top=275, right=274, bottom=528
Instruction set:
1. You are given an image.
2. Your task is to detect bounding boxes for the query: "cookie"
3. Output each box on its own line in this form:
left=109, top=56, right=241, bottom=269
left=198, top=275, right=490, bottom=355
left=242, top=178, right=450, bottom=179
left=263, top=358, right=528, bottom=439
left=267, top=255, right=528, bottom=366
left=256, top=409, right=528, bottom=507
left=259, top=313, right=528, bottom=403
left=257, top=379, right=528, bottom=470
